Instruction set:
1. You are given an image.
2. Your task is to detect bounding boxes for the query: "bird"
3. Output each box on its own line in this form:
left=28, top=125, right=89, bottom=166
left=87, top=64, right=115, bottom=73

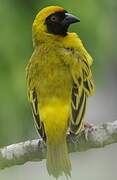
left=26, top=5, right=94, bottom=179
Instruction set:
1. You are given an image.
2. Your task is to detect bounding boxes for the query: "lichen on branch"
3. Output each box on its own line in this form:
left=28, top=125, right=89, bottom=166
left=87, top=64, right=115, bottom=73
left=0, top=120, right=117, bottom=170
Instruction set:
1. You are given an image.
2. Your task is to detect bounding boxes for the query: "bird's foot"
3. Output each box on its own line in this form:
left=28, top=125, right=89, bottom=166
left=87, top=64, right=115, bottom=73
left=84, top=122, right=94, bottom=141
left=84, top=122, right=93, bottom=129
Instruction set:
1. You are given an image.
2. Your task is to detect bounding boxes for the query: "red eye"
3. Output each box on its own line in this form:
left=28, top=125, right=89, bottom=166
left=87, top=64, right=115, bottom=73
left=50, top=16, right=58, bottom=22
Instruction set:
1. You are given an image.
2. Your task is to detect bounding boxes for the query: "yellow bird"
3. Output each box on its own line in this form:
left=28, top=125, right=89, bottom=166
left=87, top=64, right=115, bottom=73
left=26, top=6, right=94, bottom=178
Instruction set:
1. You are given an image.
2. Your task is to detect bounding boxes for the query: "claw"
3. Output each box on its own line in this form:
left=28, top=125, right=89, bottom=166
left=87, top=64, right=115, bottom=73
left=84, top=122, right=94, bottom=141
left=84, top=122, right=93, bottom=129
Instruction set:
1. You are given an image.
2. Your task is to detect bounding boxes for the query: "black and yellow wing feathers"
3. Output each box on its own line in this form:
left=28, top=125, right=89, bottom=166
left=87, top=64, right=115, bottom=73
left=70, top=43, right=94, bottom=135
left=26, top=61, right=46, bottom=140
left=70, top=83, right=87, bottom=134
left=29, top=89, right=46, bottom=140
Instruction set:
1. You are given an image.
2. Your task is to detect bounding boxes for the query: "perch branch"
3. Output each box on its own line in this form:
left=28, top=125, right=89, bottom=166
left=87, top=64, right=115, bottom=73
left=0, top=120, right=117, bottom=170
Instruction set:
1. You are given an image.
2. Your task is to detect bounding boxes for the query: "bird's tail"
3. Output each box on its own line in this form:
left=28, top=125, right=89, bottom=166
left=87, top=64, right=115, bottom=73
left=46, top=138, right=71, bottom=179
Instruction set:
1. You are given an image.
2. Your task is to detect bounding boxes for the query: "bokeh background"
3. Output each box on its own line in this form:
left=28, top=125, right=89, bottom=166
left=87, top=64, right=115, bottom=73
left=0, top=0, right=117, bottom=180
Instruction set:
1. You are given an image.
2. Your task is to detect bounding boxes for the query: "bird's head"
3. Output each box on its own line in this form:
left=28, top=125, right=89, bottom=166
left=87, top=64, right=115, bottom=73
left=32, top=6, right=80, bottom=44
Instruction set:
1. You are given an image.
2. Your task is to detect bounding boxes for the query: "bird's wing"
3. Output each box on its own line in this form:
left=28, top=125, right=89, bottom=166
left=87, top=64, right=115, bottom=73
left=70, top=82, right=87, bottom=134
left=29, top=89, right=46, bottom=140
left=69, top=42, right=94, bottom=135
left=26, top=61, right=46, bottom=140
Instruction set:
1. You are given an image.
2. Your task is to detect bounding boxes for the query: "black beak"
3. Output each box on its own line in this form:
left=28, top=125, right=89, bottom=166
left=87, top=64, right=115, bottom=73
left=62, top=13, right=80, bottom=26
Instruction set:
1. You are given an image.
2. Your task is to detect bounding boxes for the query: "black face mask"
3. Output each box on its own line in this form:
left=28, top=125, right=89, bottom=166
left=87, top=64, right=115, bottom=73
left=45, top=10, right=80, bottom=36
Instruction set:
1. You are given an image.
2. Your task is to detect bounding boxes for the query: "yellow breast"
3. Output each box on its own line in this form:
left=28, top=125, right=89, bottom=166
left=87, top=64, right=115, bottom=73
left=31, top=44, right=73, bottom=142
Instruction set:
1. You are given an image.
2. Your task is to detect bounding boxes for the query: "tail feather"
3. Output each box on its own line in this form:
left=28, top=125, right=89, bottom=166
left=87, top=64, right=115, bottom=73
left=46, top=139, right=71, bottom=179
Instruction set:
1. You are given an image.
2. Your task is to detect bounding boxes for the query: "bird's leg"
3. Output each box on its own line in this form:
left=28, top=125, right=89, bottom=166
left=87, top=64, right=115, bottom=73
left=84, top=122, right=94, bottom=141
left=38, top=134, right=47, bottom=147
left=84, top=122, right=93, bottom=129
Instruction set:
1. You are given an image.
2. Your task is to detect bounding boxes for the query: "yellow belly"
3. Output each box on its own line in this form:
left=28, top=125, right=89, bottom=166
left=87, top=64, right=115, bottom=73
left=39, top=98, right=71, bottom=143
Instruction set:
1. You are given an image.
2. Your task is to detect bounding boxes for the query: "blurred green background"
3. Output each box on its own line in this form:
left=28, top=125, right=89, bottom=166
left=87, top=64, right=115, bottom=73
left=0, top=0, right=117, bottom=179
left=0, top=0, right=116, bottom=146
